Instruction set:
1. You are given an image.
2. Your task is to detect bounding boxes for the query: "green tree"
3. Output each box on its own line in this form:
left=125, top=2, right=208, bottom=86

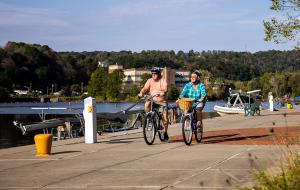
left=167, top=85, right=180, bottom=100
left=0, top=87, right=10, bottom=100
left=234, top=81, right=247, bottom=91
left=87, top=67, right=108, bottom=97
left=263, top=0, right=300, bottom=49
left=123, top=84, right=139, bottom=97
left=106, top=69, right=125, bottom=100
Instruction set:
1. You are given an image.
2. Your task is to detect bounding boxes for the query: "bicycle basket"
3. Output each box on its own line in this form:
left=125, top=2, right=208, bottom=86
left=178, top=98, right=194, bottom=111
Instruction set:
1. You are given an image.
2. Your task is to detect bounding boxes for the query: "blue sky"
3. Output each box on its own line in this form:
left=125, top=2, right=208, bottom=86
left=0, top=0, right=296, bottom=52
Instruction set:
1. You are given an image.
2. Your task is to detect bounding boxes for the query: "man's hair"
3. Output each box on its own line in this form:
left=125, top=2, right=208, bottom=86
left=192, top=70, right=201, bottom=77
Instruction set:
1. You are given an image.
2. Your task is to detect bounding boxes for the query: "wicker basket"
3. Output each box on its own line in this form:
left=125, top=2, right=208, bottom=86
left=178, top=98, right=195, bottom=111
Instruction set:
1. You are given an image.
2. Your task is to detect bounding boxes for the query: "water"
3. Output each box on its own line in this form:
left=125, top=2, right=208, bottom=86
left=0, top=101, right=224, bottom=114
left=0, top=101, right=224, bottom=149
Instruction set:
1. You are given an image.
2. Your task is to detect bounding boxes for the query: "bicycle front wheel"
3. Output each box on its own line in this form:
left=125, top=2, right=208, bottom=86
left=182, top=115, right=193, bottom=145
left=143, top=114, right=156, bottom=145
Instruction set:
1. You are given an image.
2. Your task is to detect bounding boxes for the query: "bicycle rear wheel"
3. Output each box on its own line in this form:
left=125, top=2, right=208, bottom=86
left=195, top=122, right=203, bottom=143
left=182, top=115, right=193, bottom=145
left=143, top=114, right=156, bottom=145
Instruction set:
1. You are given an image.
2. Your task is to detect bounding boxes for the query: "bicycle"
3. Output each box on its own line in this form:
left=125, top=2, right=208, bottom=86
left=141, top=94, right=168, bottom=145
left=179, top=99, right=203, bottom=145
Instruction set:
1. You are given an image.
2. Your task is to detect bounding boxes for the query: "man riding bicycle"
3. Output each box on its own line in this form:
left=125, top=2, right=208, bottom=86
left=138, top=67, right=169, bottom=140
left=177, top=70, right=206, bottom=128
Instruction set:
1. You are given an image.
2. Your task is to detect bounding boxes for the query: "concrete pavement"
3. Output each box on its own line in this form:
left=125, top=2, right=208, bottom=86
left=0, top=107, right=299, bottom=189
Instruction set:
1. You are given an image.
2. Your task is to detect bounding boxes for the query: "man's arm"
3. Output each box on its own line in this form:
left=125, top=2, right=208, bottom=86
left=138, top=79, right=151, bottom=97
left=160, top=79, right=168, bottom=96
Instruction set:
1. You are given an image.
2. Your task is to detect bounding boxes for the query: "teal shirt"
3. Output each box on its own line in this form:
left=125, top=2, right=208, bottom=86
left=179, top=82, right=206, bottom=107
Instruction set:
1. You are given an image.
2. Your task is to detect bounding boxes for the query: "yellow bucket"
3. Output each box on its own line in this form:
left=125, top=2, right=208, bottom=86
left=34, top=134, right=52, bottom=156
left=287, top=103, right=293, bottom=109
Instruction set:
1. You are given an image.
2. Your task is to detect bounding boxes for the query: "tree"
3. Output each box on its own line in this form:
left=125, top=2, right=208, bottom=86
left=0, top=87, right=10, bottom=100
left=167, top=85, right=180, bottom=100
left=263, top=0, right=300, bottom=49
left=106, top=69, right=125, bottom=100
left=123, top=84, right=139, bottom=97
left=87, top=67, right=108, bottom=97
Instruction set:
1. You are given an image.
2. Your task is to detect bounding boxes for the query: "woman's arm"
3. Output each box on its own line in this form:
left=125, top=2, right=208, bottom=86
left=179, top=83, right=189, bottom=98
left=198, top=83, right=206, bottom=102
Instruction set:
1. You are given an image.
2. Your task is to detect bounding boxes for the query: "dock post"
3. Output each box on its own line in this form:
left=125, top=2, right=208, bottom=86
left=83, top=97, right=97, bottom=143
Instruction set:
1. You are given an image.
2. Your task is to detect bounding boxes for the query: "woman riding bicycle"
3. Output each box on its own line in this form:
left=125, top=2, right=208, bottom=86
left=177, top=70, right=206, bottom=128
left=138, top=67, right=169, bottom=140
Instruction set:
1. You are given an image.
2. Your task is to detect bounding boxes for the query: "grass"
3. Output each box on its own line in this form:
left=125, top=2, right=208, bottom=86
left=240, top=144, right=300, bottom=190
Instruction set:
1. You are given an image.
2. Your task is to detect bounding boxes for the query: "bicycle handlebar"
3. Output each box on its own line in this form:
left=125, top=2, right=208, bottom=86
left=140, top=93, right=160, bottom=101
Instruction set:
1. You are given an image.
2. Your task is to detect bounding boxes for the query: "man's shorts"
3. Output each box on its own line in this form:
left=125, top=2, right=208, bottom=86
left=153, top=102, right=168, bottom=113
left=145, top=101, right=168, bottom=113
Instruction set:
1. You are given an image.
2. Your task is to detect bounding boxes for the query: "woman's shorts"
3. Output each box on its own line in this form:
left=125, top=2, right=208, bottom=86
left=196, top=101, right=205, bottom=108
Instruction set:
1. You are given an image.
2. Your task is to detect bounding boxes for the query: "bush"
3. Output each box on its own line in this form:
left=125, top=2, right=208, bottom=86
left=0, top=87, right=11, bottom=100
left=242, top=153, right=300, bottom=190
left=167, top=85, right=180, bottom=100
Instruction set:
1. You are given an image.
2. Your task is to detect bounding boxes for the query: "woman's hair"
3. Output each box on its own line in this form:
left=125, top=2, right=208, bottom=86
left=192, top=70, right=201, bottom=78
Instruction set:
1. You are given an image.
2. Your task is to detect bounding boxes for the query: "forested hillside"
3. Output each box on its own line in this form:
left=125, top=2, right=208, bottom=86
left=0, top=41, right=299, bottom=99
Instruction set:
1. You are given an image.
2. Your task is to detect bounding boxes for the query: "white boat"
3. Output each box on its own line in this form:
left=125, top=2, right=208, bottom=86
left=214, top=89, right=261, bottom=116
left=214, top=105, right=244, bottom=116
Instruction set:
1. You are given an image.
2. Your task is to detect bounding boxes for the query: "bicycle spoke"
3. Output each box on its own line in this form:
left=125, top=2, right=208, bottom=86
left=182, top=116, right=192, bottom=145
left=143, top=114, right=156, bottom=145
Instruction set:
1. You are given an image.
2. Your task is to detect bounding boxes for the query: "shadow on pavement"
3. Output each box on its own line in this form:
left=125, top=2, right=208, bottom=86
left=203, top=134, right=269, bottom=144
left=51, top=150, right=82, bottom=155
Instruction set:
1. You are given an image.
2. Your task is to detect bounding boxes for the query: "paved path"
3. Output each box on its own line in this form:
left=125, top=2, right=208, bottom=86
left=0, top=107, right=299, bottom=189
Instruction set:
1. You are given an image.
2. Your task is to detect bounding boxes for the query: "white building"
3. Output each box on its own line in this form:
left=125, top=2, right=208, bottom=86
left=108, top=64, right=123, bottom=73
left=123, top=68, right=151, bottom=85
left=123, top=67, right=190, bottom=88
left=13, top=90, right=29, bottom=95
left=175, top=71, right=190, bottom=87
left=104, top=64, right=191, bottom=88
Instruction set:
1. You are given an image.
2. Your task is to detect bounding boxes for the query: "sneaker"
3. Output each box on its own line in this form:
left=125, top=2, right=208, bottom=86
left=164, top=132, right=169, bottom=141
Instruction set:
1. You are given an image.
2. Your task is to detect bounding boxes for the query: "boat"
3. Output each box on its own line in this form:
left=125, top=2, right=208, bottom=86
left=13, top=103, right=145, bottom=135
left=214, top=89, right=261, bottom=116
left=214, top=105, right=245, bottom=116
left=13, top=117, right=81, bottom=135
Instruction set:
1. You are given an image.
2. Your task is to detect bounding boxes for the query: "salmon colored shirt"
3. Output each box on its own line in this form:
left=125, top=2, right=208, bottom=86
left=143, top=78, right=167, bottom=103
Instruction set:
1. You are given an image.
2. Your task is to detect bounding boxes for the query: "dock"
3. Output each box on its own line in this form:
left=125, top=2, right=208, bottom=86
left=0, top=107, right=299, bottom=189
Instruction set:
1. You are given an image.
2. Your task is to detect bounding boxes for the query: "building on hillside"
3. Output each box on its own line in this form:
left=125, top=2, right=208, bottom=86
left=98, top=61, right=108, bottom=68
left=122, top=67, right=190, bottom=89
left=123, top=68, right=151, bottom=86
left=162, top=67, right=175, bottom=86
left=175, top=71, right=190, bottom=87
left=108, top=64, right=123, bottom=73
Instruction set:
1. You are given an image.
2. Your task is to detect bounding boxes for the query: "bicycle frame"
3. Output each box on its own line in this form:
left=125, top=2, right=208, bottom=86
left=181, top=108, right=197, bottom=132
left=142, top=94, right=167, bottom=144
left=181, top=103, right=203, bottom=145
